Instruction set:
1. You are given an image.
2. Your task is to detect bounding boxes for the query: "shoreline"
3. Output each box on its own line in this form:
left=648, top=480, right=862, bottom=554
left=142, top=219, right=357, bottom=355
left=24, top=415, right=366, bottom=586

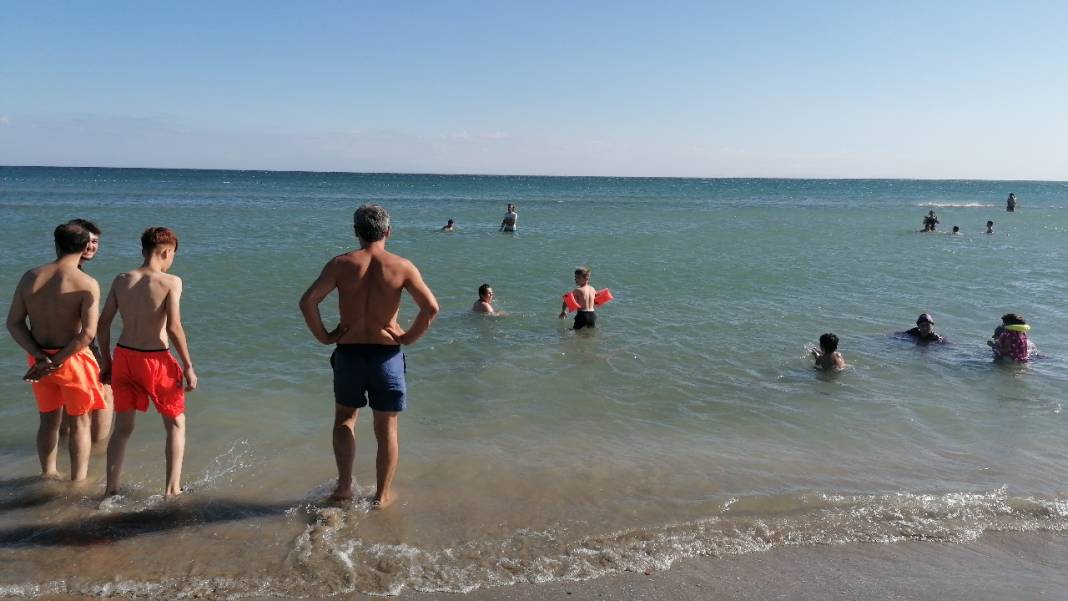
left=389, top=531, right=1068, bottom=601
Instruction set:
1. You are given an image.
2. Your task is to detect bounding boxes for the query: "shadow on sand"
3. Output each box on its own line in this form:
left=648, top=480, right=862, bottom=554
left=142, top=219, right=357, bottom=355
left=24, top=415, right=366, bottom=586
left=0, top=498, right=297, bottom=547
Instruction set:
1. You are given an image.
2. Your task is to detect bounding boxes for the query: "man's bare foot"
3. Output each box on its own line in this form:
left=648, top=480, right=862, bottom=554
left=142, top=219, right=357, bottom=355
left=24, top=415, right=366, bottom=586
left=40, top=471, right=63, bottom=481
left=371, top=490, right=395, bottom=509
left=329, top=481, right=354, bottom=502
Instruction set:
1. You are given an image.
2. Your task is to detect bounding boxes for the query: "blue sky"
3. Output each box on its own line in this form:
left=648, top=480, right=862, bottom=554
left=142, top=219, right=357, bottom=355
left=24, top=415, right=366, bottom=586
left=1, top=1, right=1066, bottom=178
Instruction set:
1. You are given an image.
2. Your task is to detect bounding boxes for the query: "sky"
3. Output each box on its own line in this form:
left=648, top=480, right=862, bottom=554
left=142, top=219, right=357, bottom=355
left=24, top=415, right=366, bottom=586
left=1, top=1, right=1066, bottom=179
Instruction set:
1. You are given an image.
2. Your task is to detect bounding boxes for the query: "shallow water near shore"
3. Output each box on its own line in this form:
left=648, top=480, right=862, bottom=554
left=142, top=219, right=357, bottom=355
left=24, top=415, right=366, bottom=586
left=1, top=168, right=1066, bottom=597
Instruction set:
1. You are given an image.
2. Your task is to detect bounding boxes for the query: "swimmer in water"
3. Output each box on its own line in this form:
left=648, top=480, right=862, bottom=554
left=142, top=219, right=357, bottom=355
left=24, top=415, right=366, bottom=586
left=472, top=284, right=496, bottom=315
left=985, top=220, right=994, bottom=234
left=499, top=204, right=518, bottom=233
left=559, top=266, right=597, bottom=330
left=810, top=333, right=847, bottom=370
left=921, top=210, right=940, bottom=232
left=441, top=219, right=455, bottom=232
left=950, top=225, right=961, bottom=235
left=988, top=313, right=1034, bottom=362
left=1006, top=193, right=1017, bottom=212
left=902, top=313, right=945, bottom=344
left=989, top=313, right=1032, bottom=362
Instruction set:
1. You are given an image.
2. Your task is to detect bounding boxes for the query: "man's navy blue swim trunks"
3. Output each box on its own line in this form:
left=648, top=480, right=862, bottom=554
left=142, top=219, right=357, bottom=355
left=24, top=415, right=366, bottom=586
left=331, top=344, right=407, bottom=412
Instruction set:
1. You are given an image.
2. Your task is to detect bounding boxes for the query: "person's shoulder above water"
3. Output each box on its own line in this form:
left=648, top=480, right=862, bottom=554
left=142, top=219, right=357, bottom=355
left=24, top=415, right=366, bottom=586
left=810, top=332, right=848, bottom=370
left=472, top=283, right=496, bottom=315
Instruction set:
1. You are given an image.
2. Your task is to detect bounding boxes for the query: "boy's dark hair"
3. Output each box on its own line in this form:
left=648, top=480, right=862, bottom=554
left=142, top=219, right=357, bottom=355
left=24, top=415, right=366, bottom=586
left=952, top=226, right=960, bottom=232
left=478, top=283, right=491, bottom=298
left=141, top=227, right=179, bottom=253
left=54, top=223, right=90, bottom=256
left=66, top=218, right=101, bottom=236
left=819, top=333, right=839, bottom=353
left=1001, top=313, right=1026, bottom=326
left=986, top=221, right=994, bottom=226
left=575, top=266, right=591, bottom=279
left=354, top=204, right=390, bottom=242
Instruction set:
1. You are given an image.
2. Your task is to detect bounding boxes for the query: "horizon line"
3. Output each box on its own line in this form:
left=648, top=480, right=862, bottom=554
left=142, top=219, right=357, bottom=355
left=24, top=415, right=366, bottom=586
left=1, top=164, right=1064, bottom=184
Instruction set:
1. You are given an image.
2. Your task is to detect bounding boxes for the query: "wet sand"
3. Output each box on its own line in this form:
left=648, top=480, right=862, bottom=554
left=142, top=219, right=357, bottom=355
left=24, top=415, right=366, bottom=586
left=392, top=532, right=1068, bottom=601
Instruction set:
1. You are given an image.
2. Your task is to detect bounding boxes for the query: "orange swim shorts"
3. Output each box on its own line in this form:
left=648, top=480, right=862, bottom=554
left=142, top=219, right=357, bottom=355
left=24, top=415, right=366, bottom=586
left=111, top=344, right=186, bottom=418
left=27, top=348, right=106, bottom=416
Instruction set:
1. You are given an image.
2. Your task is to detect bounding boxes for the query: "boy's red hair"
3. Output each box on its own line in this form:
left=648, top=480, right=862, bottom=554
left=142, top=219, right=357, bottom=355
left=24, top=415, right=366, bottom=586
left=141, top=227, right=179, bottom=253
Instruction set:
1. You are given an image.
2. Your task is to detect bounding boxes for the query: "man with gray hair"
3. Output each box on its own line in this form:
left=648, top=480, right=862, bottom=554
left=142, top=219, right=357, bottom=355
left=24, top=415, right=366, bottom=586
left=299, top=204, right=438, bottom=507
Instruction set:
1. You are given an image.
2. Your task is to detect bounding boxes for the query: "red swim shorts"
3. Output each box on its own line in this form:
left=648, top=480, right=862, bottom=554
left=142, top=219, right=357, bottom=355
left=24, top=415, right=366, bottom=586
left=27, top=348, right=106, bottom=416
left=111, top=345, right=186, bottom=418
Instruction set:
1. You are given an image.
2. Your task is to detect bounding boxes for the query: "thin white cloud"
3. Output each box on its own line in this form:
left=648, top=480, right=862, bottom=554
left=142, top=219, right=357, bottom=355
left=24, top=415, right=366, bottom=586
left=444, top=131, right=511, bottom=141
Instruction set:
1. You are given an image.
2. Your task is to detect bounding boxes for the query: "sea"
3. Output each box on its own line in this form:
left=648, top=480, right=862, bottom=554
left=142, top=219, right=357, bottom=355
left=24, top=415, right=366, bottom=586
left=0, top=166, right=1066, bottom=598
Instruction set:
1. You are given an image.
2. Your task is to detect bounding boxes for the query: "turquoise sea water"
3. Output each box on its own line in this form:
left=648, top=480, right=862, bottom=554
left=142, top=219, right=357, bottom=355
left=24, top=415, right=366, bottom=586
left=1, top=167, right=1066, bottom=597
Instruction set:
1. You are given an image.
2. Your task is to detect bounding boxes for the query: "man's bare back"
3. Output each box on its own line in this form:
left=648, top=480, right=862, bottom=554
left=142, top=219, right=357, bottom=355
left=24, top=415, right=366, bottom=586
left=333, top=247, right=415, bottom=345
left=302, top=245, right=437, bottom=346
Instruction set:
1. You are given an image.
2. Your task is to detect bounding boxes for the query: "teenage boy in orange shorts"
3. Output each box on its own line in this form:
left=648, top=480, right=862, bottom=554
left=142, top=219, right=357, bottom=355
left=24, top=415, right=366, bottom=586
left=58, top=218, right=114, bottom=444
left=99, top=227, right=197, bottom=498
left=6, top=222, right=105, bottom=481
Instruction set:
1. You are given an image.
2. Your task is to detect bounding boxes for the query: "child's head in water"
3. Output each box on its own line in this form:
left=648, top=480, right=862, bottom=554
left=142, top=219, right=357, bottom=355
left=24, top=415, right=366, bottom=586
left=1001, top=313, right=1026, bottom=326
left=819, top=333, right=839, bottom=354
left=952, top=225, right=960, bottom=234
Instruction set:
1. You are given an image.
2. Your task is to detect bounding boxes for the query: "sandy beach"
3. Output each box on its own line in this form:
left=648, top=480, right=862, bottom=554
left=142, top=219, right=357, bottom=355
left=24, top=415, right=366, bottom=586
left=387, top=532, right=1068, bottom=601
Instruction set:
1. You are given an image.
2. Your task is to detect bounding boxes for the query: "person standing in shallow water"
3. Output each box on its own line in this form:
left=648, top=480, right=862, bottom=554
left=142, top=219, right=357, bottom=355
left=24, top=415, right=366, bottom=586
left=1006, top=193, right=1017, bottom=212
left=500, top=203, right=518, bottom=232
left=299, top=204, right=439, bottom=507
left=61, top=219, right=114, bottom=445
left=100, top=227, right=197, bottom=499
left=921, top=210, right=940, bottom=232
left=6, top=223, right=105, bottom=481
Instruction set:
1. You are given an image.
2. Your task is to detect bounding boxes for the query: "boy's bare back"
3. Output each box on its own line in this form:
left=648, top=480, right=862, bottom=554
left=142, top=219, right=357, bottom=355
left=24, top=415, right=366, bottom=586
left=572, top=284, right=596, bottom=311
left=109, top=268, right=182, bottom=349
left=813, top=351, right=847, bottom=371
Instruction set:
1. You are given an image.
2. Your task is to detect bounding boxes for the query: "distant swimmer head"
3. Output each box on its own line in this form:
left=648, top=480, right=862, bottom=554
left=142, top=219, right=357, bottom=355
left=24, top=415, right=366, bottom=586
left=916, top=313, right=935, bottom=326
left=54, top=222, right=90, bottom=257
left=818, top=333, right=839, bottom=353
left=478, top=283, right=493, bottom=300
left=1001, top=313, right=1026, bottom=326
left=354, top=204, right=391, bottom=243
left=987, top=221, right=994, bottom=227
left=952, top=226, right=960, bottom=234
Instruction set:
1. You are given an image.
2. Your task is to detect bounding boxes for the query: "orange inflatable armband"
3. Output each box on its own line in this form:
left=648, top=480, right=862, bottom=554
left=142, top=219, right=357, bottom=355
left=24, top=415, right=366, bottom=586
left=562, top=288, right=614, bottom=313
left=562, top=291, right=581, bottom=312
